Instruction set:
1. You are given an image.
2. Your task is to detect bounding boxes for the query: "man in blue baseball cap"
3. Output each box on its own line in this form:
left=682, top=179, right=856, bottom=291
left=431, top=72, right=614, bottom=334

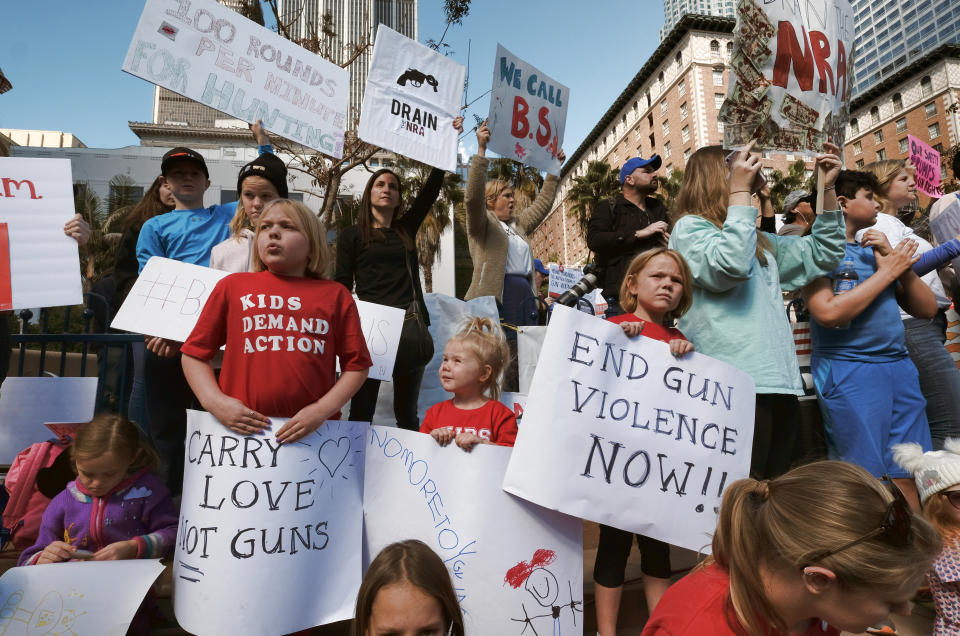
left=586, top=154, right=669, bottom=316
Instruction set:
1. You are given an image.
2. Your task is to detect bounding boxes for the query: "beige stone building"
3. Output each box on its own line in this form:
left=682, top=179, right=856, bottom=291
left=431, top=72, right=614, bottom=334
left=842, top=43, right=960, bottom=208
left=530, top=15, right=810, bottom=266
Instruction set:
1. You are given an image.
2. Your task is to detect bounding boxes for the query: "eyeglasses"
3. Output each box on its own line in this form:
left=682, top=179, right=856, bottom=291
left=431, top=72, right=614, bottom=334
left=806, top=475, right=913, bottom=563
left=939, top=490, right=960, bottom=511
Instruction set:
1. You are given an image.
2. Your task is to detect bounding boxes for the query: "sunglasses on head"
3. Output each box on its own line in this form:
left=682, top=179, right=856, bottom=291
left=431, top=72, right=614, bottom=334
left=939, top=490, right=960, bottom=510
left=806, top=475, right=913, bottom=563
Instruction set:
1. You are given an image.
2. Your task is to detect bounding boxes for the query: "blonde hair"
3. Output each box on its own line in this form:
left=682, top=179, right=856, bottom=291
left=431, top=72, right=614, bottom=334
left=710, top=461, right=940, bottom=636
left=227, top=201, right=250, bottom=239
left=251, top=199, right=330, bottom=279
left=673, top=146, right=771, bottom=266
left=618, top=248, right=693, bottom=323
left=922, top=490, right=960, bottom=543
left=863, top=159, right=908, bottom=214
left=71, top=414, right=160, bottom=474
left=447, top=317, right=510, bottom=401
left=484, top=180, right=513, bottom=210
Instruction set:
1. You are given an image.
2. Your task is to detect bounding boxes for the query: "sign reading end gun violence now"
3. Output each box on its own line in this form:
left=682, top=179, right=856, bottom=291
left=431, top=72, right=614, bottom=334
left=123, top=0, right=348, bottom=157
left=503, top=305, right=756, bottom=553
left=174, top=411, right=366, bottom=635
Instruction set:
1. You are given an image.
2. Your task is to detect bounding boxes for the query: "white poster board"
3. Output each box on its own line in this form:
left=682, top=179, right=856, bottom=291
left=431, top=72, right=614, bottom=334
left=0, top=377, right=98, bottom=465
left=547, top=264, right=606, bottom=315
left=174, top=411, right=366, bottom=635
left=503, top=305, right=756, bottom=553
left=364, top=426, right=582, bottom=635
left=487, top=44, right=568, bottom=174
left=122, top=0, right=349, bottom=157
left=0, top=560, right=164, bottom=635
left=355, top=300, right=405, bottom=382
left=358, top=26, right=465, bottom=171
left=0, top=157, right=82, bottom=310
left=721, top=0, right=854, bottom=152
left=110, top=256, right=229, bottom=342
left=517, top=326, right=547, bottom=394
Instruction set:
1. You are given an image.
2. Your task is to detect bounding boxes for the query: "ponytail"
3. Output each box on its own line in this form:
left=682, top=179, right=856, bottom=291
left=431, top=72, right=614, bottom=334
left=449, top=317, right=510, bottom=401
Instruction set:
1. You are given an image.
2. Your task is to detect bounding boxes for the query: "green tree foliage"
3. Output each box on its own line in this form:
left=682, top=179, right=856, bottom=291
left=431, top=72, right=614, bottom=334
left=767, top=159, right=809, bottom=213
left=655, top=168, right=686, bottom=216
left=487, top=158, right=544, bottom=209
left=566, top=160, right=619, bottom=236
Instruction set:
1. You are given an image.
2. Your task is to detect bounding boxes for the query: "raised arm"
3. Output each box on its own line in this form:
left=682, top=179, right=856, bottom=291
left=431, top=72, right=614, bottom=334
left=515, top=173, right=559, bottom=234
left=399, top=167, right=445, bottom=236
left=669, top=209, right=757, bottom=293
left=464, top=154, right=491, bottom=241
left=912, top=237, right=960, bottom=276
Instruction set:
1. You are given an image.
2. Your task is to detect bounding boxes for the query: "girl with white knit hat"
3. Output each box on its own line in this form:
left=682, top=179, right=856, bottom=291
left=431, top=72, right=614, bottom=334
left=895, top=440, right=960, bottom=635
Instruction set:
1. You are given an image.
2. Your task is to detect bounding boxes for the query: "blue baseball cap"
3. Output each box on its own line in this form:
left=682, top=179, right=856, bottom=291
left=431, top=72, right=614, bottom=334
left=534, top=258, right=549, bottom=276
left=619, top=155, right=662, bottom=183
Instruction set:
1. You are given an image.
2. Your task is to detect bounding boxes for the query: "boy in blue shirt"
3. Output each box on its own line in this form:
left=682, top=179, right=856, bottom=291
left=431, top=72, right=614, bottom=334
left=802, top=170, right=937, bottom=508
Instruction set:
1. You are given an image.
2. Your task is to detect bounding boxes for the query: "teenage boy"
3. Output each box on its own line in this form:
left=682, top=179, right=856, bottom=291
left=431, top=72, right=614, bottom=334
left=802, top=170, right=937, bottom=508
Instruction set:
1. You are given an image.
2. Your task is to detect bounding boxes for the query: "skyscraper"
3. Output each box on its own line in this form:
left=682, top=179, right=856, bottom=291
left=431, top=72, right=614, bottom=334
left=850, top=0, right=960, bottom=95
left=659, top=0, right=734, bottom=40
left=278, top=0, right=417, bottom=124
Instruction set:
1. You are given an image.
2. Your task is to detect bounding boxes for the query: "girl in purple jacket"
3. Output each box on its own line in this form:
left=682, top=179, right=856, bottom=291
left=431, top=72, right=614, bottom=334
left=19, top=414, right=178, bottom=566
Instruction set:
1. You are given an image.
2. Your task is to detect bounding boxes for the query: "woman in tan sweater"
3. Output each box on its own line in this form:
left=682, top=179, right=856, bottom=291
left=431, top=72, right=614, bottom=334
left=464, top=121, right=563, bottom=324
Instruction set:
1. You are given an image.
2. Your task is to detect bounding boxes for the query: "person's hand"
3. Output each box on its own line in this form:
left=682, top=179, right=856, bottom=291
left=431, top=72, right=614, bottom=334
left=727, top=140, right=762, bottom=194
left=620, top=321, right=646, bottom=337
left=93, top=540, right=138, bottom=561
left=756, top=184, right=771, bottom=201
left=275, top=402, right=331, bottom=444
left=431, top=427, right=455, bottom=446
left=210, top=395, right=270, bottom=436
left=455, top=432, right=486, bottom=452
left=145, top=336, right=181, bottom=357
left=63, top=214, right=90, bottom=246
left=860, top=229, right=893, bottom=256
left=815, top=142, right=843, bottom=188
left=876, top=239, right=920, bottom=278
left=636, top=221, right=669, bottom=243
left=669, top=339, right=694, bottom=357
left=36, top=541, right=77, bottom=564
left=476, top=120, right=490, bottom=154
left=250, top=119, right=271, bottom=146
left=452, top=116, right=464, bottom=134
left=557, top=149, right=566, bottom=163
left=544, top=296, right=554, bottom=307
left=904, top=157, right=916, bottom=178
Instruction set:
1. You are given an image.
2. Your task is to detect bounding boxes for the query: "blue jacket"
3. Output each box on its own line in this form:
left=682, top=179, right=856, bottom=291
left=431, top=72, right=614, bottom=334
left=669, top=206, right=845, bottom=395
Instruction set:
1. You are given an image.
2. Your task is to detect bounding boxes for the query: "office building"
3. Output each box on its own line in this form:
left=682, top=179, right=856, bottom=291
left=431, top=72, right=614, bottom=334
left=660, top=0, right=735, bottom=41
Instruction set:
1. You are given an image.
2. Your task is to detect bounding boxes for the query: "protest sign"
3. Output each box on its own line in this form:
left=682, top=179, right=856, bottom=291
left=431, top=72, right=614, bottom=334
left=0, top=158, right=82, bottom=310
left=721, top=0, right=855, bottom=153
left=364, top=426, right=582, bottom=635
left=908, top=134, right=944, bottom=197
left=0, top=559, right=164, bottom=634
left=358, top=26, right=465, bottom=171
left=123, top=0, right=349, bottom=157
left=518, top=326, right=547, bottom=394
left=487, top=44, right=568, bottom=174
left=111, top=256, right=229, bottom=341
left=0, top=377, right=98, bottom=465
left=355, top=300, right=405, bottom=382
left=547, top=263, right=606, bottom=315
left=175, top=411, right=366, bottom=635
left=503, top=305, right=756, bottom=553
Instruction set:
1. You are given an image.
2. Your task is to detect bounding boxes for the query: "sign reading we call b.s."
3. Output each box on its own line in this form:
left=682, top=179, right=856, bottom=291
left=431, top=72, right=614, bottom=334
left=487, top=44, right=568, bottom=174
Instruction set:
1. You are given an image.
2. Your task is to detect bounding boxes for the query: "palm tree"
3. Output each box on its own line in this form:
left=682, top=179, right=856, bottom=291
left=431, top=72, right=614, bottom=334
left=767, top=159, right=809, bottom=212
left=566, top=161, right=620, bottom=236
left=655, top=167, right=685, bottom=215
left=487, top=158, right=544, bottom=209
left=73, top=175, right=141, bottom=288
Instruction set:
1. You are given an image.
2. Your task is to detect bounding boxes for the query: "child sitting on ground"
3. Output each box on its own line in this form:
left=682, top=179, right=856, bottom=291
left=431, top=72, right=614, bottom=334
left=420, top=317, right=517, bottom=451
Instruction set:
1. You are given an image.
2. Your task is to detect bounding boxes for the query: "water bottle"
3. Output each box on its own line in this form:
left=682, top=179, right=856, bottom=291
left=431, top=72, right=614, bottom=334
left=831, top=257, right=859, bottom=329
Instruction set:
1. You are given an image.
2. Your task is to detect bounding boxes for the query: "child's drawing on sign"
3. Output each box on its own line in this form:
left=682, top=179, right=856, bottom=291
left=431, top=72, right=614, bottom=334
left=515, top=143, right=527, bottom=159
left=296, top=420, right=364, bottom=500
left=136, top=272, right=207, bottom=316
left=0, top=588, right=86, bottom=636
left=505, top=549, right=582, bottom=635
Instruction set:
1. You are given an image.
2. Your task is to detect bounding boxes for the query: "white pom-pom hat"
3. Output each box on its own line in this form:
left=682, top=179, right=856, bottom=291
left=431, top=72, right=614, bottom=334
left=893, top=439, right=960, bottom=504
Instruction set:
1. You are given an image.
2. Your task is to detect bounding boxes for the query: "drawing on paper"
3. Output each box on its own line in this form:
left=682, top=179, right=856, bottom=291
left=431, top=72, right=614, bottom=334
left=0, top=589, right=87, bottom=635
left=505, top=549, right=582, bottom=635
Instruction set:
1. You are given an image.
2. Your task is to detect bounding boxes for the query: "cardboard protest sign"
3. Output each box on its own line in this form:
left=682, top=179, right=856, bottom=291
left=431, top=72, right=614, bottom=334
left=547, top=263, right=606, bottom=315
left=721, top=0, right=855, bottom=152
left=908, top=135, right=944, bottom=197
left=175, top=411, right=366, bottom=635
left=0, top=377, right=98, bottom=465
left=364, top=426, right=583, bottom=635
left=0, top=559, right=164, bottom=634
left=487, top=44, right=568, bottom=174
left=111, top=257, right=229, bottom=341
left=123, top=0, right=349, bottom=157
left=0, top=158, right=82, bottom=310
left=358, top=26, right=465, bottom=171
left=355, top=300, right=405, bottom=382
left=503, top=305, right=756, bottom=553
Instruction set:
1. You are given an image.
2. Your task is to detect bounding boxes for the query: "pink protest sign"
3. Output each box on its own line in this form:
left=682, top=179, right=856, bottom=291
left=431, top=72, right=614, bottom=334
left=908, top=134, right=944, bottom=197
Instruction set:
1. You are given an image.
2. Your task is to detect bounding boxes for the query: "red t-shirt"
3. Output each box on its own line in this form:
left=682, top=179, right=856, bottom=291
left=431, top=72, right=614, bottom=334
left=642, top=564, right=840, bottom=636
left=419, top=400, right=518, bottom=447
left=181, top=271, right=372, bottom=417
left=607, top=312, right=687, bottom=343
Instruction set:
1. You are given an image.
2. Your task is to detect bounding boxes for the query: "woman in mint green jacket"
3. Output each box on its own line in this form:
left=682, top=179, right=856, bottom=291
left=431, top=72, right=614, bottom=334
left=668, top=142, right=844, bottom=479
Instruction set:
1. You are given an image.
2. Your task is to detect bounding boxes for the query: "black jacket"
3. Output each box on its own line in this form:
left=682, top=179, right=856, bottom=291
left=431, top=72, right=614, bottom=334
left=586, top=194, right=669, bottom=298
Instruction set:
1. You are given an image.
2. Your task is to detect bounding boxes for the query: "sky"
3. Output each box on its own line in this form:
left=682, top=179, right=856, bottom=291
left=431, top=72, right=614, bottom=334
left=0, top=1, right=664, bottom=158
